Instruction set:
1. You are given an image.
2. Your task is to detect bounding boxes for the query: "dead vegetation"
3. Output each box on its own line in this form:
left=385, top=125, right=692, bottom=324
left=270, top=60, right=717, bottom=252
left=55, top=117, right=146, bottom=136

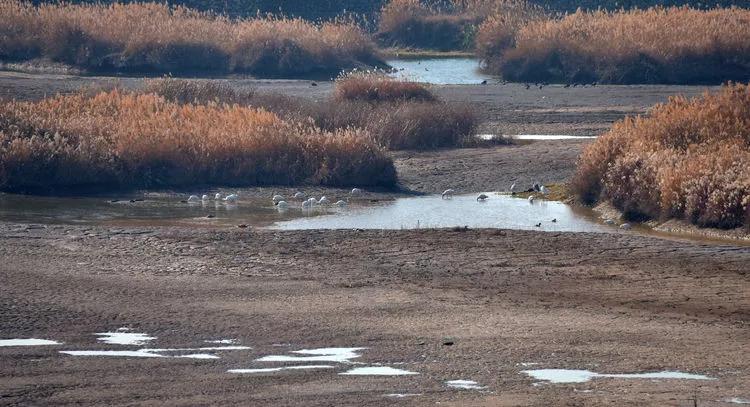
left=573, top=83, right=750, bottom=229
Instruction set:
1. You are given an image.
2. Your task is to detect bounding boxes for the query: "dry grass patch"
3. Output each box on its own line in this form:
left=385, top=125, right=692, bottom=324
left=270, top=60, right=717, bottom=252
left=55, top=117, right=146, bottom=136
left=0, top=90, right=396, bottom=193
left=0, top=0, right=384, bottom=77
left=147, top=76, right=479, bottom=151
left=572, top=83, right=750, bottom=229
left=479, top=6, right=750, bottom=84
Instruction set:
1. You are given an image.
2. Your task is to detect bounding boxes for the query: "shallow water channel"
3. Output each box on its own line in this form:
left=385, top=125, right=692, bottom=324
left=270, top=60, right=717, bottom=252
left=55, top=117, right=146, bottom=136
left=387, top=57, right=492, bottom=85
left=0, top=192, right=612, bottom=233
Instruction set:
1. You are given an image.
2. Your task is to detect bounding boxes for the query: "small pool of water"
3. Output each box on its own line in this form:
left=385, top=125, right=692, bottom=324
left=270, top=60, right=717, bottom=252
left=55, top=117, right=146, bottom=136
left=477, top=134, right=597, bottom=141
left=271, top=194, right=608, bottom=233
left=387, top=58, right=492, bottom=85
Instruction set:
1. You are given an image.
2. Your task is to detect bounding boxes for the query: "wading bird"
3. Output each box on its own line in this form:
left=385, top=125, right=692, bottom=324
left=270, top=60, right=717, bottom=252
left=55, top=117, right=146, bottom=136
left=528, top=196, right=535, bottom=203
left=187, top=195, right=200, bottom=203
left=510, top=183, right=516, bottom=194
left=272, top=195, right=284, bottom=204
left=335, top=200, right=347, bottom=207
left=214, top=193, right=222, bottom=200
left=293, top=192, right=305, bottom=199
left=276, top=201, right=289, bottom=210
left=351, top=188, right=363, bottom=196
left=442, top=189, right=455, bottom=199
left=477, top=194, right=488, bottom=201
left=224, top=194, right=238, bottom=203
left=318, top=196, right=330, bottom=205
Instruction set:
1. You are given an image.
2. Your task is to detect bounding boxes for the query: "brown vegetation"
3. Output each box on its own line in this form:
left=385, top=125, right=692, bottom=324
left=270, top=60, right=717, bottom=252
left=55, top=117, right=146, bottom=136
left=572, top=83, right=750, bottom=229
left=0, top=0, right=384, bottom=77
left=147, top=75, right=478, bottom=150
left=377, top=0, right=540, bottom=51
left=478, top=6, right=750, bottom=84
left=0, top=90, right=396, bottom=193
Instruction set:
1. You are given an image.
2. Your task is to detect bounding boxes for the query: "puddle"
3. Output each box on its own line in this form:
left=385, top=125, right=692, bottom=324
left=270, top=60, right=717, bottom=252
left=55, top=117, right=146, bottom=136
left=228, top=365, right=335, bottom=374
left=256, top=347, right=366, bottom=364
left=61, top=350, right=165, bottom=358
left=0, top=338, right=62, bottom=347
left=340, top=366, right=419, bottom=376
left=61, top=345, right=250, bottom=359
left=523, top=369, right=715, bottom=384
left=95, top=332, right=156, bottom=346
left=271, top=194, right=608, bottom=232
left=477, top=134, right=596, bottom=141
left=446, top=380, right=487, bottom=390
left=387, top=58, right=492, bottom=85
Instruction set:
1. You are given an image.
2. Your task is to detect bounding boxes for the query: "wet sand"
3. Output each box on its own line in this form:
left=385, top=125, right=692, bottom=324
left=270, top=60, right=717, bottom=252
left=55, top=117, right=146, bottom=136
left=0, top=71, right=747, bottom=406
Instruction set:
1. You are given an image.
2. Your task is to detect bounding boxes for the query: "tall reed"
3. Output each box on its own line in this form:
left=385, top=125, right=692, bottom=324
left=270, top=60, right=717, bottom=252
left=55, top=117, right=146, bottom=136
left=573, top=83, right=750, bottom=229
left=0, top=0, right=384, bottom=77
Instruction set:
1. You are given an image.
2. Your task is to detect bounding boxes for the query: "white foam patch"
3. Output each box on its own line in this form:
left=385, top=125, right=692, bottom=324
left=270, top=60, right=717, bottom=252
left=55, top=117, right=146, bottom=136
left=60, top=350, right=165, bottom=358
left=340, top=366, right=419, bottom=376
left=726, top=398, right=750, bottom=404
left=0, top=339, right=62, bottom=347
left=523, top=369, right=715, bottom=384
left=95, top=332, right=155, bottom=346
left=446, top=379, right=486, bottom=390
left=229, top=365, right=335, bottom=374
left=256, top=347, right=366, bottom=363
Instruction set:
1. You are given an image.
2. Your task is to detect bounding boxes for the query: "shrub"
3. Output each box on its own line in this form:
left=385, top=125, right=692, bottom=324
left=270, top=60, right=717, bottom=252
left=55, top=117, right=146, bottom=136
left=572, top=83, right=750, bottom=229
left=0, top=0, right=385, bottom=77
left=333, top=71, right=438, bottom=103
left=0, top=90, right=396, bottom=193
left=479, top=6, right=750, bottom=84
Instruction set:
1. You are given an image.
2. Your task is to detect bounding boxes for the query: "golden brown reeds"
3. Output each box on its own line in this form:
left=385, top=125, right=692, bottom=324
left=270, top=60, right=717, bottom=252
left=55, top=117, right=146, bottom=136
left=0, top=90, right=396, bottom=193
left=573, top=83, right=750, bottom=229
left=0, top=0, right=383, bottom=76
left=478, top=6, right=750, bottom=84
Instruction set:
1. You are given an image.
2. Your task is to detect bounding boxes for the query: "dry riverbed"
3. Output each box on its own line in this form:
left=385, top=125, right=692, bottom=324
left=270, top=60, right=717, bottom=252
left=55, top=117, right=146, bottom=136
left=0, top=71, right=747, bottom=406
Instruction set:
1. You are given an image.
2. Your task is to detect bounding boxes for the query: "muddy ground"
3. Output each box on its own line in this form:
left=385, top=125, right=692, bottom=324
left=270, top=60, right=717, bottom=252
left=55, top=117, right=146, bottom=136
left=0, top=71, right=748, bottom=406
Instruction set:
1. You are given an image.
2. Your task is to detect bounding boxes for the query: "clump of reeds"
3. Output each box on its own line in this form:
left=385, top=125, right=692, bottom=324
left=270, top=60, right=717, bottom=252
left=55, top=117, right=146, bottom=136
left=572, top=83, right=750, bottom=229
left=147, top=76, right=479, bottom=151
left=0, top=0, right=384, bottom=77
left=333, top=71, right=438, bottom=102
left=0, top=90, right=396, bottom=193
left=478, top=6, right=750, bottom=84
left=377, top=0, right=539, bottom=51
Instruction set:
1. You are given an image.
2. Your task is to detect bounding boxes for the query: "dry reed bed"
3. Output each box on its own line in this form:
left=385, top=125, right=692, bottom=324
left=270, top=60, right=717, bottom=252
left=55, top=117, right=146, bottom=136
left=573, top=83, right=750, bottom=229
left=478, top=6, right=750, bottom=84
left=146, top=74, right=479, bottom=150
left=377, top=0, right=541, bottom=51
left=0, top=90, right=396, bottom=193
left=0, top=0, right=384, bottom=77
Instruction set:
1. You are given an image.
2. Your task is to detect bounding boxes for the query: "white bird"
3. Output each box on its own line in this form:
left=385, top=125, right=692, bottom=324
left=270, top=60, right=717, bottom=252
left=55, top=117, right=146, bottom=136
left=293, top=192, right=305, bottom=199
left=187, top=195, right=200, bottom=203
left=302, top=198, right=316, bottom=209
left=276, top=201, right=289, bottom=210
left=604, top=219, right=615, bottom=225
left=272, top=194, right=284, bottom=204
left=477, top=193, right=488, bottom=201
left=351, top=188, right=363, bottom=196
left=223, top=193, right=238, bottom=203
left=620, top=223, right=632, bottom=230
left=201, top=194, right=209, bottom=201
left=335, top=200, right=347, bottom=207
left=441, top=189, right=455, bottom=199
left=318, top=196, right=330, bottom=205
left=214, top=193, right=223, bottom=200
left=510, top=183, right=516, bottom=193
left=540, top=185, right=549, bottom=195
left=528, top=195, right=535, bottom=203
